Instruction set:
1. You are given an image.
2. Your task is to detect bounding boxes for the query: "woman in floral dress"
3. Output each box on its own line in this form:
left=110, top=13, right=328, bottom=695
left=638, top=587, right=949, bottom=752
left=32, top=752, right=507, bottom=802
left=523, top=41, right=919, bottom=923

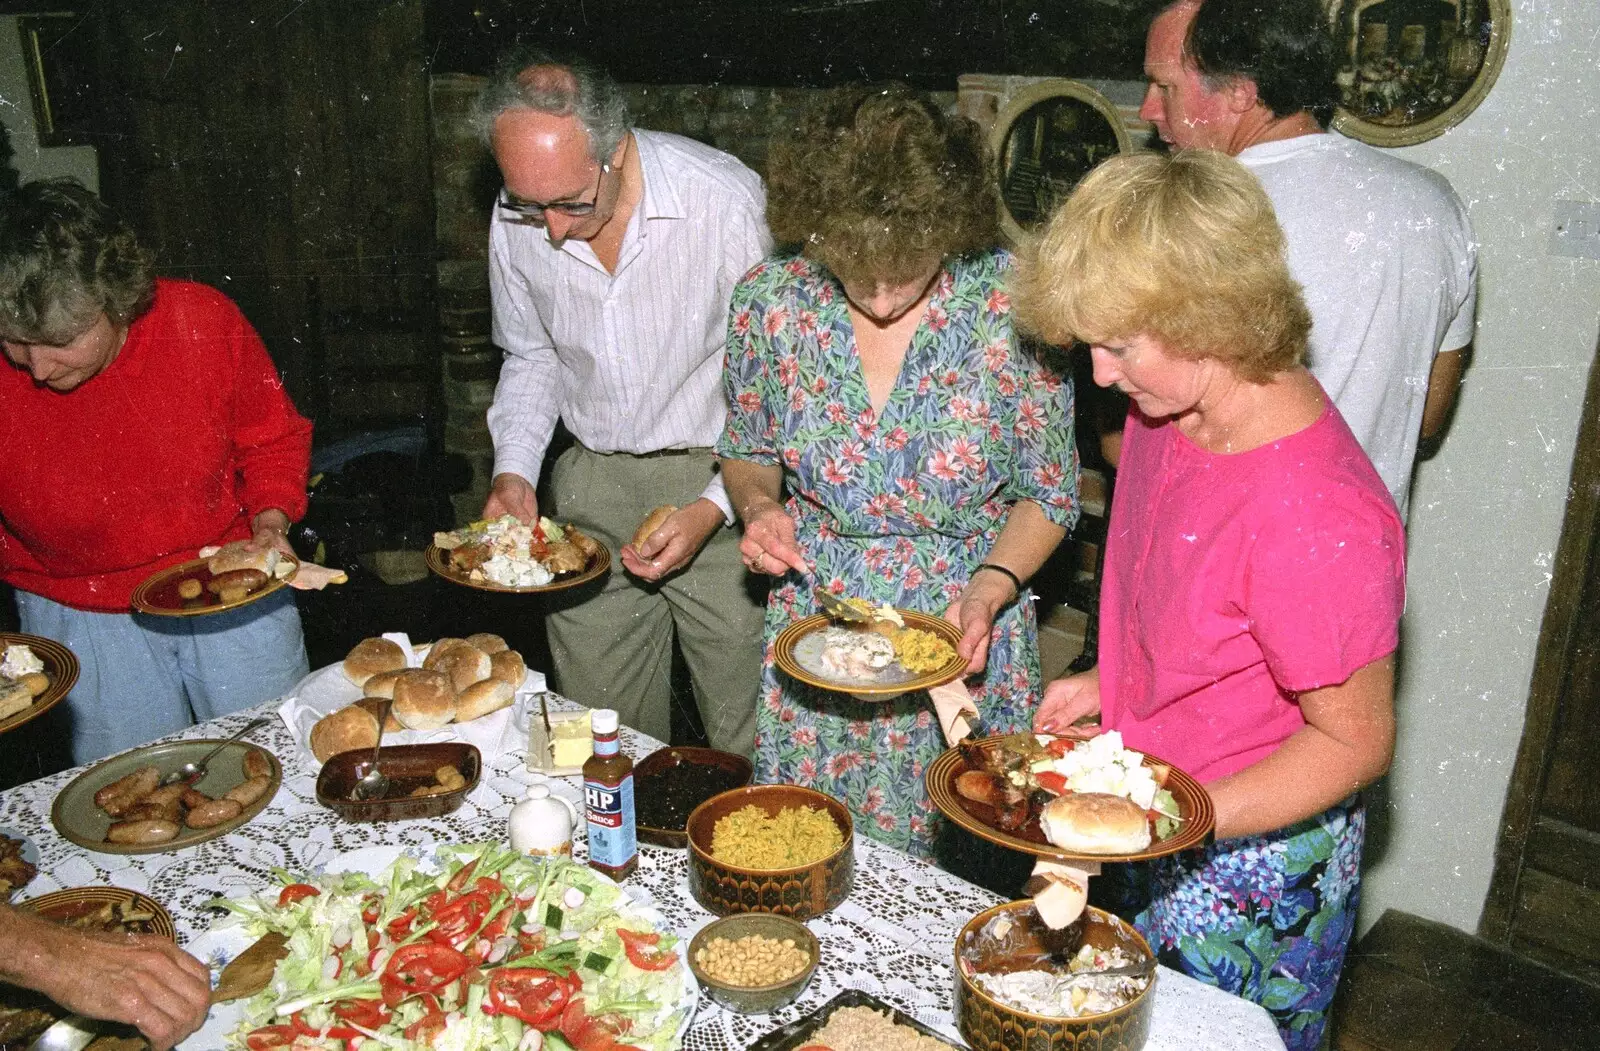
left=1020, top=151, right=1404, bottom=1049
left=717, top=84, right=1079, bottom=858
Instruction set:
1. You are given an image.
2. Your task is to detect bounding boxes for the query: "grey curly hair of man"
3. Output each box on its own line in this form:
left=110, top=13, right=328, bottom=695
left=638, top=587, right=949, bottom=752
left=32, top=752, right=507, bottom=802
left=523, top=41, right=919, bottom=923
left=471, top=46, right=630, bottom=163
left=0, top=179, right=155, bottom=345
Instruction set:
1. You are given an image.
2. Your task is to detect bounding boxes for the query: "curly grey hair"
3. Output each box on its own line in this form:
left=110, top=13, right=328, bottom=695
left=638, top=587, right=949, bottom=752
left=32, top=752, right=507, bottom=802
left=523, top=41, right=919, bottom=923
left=471, top=46, right=629, bottom=163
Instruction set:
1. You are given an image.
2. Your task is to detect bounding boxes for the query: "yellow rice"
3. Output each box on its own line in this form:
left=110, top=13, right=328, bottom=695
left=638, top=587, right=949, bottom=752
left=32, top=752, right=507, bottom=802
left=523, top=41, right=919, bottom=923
left=710, top=804, right=843, bottom=869
left=892, top=627, right=957, bottom=674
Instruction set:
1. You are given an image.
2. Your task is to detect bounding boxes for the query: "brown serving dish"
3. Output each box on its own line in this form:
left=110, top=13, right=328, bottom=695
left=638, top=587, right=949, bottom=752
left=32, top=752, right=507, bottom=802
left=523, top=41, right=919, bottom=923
left=955, top=901, right=1156, bottom=1051
left=636, top=746, right=754, bottom=848
left=315, top=742, right=480, bottom=822
left=686, top=784, right=853, bottom=920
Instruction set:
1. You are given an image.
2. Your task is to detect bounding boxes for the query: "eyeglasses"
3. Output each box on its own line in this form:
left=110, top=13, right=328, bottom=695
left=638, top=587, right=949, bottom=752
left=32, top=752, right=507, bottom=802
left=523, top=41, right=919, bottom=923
left=497, top=162, right=610, bottom=223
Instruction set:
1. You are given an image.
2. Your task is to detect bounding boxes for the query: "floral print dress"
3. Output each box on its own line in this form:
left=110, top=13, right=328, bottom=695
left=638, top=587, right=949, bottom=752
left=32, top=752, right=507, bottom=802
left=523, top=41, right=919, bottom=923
left=716, top=249, right=1079, bottom=857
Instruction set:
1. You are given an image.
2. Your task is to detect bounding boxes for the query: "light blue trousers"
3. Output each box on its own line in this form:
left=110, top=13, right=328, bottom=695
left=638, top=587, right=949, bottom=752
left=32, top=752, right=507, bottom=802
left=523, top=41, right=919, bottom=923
left=14, top=588, right=309, bottom=765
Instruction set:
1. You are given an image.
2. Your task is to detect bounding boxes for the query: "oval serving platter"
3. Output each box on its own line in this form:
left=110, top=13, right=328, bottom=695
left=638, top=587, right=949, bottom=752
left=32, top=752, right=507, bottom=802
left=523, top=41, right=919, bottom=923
left=51, top=738, right=282, bottom=855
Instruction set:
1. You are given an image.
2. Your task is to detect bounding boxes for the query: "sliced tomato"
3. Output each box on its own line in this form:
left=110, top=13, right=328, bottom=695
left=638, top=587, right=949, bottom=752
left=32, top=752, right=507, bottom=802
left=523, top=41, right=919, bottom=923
left=473, top=875, right=507, bottom=897
left=360, top=897, right=381, bottom=925
left=380, top=941, right=473, bottom=1006
left=561, top=999, right=634, bottom=1051
left=486, top=966, right=570, bottom=1029
left=429, top=889, right=492, bottom=946
left=332, top=998, right=389, bottom=1030
left=404, top=1009, right=448, bottom=1044
left=1045, top=737, right=1077, bottom=758
left=244, top=1025, right=299, bottom=1050
left=1033, top=771, right=1069, bottom=796
left=277, top=883, right=321, bottom=907
left=290, top=1011, right=361, bottom=1041
left=385, top=907, right=417, bottom=940
left=444, top=857, right=480, bottom=892
left=617, top=927, right=676, bottom=971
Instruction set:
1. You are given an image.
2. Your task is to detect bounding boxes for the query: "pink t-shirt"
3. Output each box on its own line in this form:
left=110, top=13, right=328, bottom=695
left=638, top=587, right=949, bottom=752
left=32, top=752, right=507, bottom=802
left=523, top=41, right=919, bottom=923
left=1099, top=398, right=1405, bottom=783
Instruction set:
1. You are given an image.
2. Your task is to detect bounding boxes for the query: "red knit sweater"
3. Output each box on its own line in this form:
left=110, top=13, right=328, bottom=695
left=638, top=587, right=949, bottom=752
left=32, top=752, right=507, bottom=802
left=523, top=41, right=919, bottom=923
left=0, top=279, right=312, bottom=612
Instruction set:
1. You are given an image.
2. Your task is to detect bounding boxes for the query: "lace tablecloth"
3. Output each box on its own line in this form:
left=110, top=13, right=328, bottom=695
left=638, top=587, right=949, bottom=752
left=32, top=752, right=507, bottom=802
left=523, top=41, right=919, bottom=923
left=0, top=699, right=1285, bottom=1050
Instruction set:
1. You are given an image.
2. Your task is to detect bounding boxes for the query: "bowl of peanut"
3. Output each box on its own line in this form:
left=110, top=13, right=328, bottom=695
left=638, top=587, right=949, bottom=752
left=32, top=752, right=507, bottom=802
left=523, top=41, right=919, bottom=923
left=687, top=911, right=820, bottom=1013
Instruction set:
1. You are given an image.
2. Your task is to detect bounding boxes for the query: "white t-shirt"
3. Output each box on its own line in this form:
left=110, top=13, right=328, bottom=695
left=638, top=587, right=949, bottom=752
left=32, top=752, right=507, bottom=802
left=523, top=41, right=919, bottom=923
left=1239, top=132, right=1477, bottom=520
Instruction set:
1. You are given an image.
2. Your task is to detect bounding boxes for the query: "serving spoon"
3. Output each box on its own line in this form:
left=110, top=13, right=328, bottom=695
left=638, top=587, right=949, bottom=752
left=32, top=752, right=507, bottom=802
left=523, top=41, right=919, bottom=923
left=25, top=1014, right=105, bottom=1051
left=158, top=717, right=270, bottom=787
left=812, top=586, right=869, bottom=624
left=350, top=700, right=394, bottom=801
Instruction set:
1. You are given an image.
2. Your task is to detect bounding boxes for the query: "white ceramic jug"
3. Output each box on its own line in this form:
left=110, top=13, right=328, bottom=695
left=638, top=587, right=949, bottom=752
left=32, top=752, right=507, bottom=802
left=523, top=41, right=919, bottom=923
left=508, top=781, right=578, bottom=857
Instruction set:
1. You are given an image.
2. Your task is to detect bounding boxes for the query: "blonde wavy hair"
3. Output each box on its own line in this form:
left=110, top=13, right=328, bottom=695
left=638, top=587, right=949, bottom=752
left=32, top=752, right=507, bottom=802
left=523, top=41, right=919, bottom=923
left=1013, top=149, right=1308, bottom=383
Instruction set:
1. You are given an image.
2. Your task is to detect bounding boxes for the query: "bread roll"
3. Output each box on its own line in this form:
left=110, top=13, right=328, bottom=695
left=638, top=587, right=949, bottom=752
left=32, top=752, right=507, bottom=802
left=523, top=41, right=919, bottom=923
left=208, top=541, right=280, bottom=577
left=343, top=637, right=406, bottom=687
left=464, top=632, right=509, bottom=654
left=631, top=505, right=678, bottom=548
left=362, top=668, right=406, bottom=700
left=0, top=681, right=33, bottom=720
left=455, top=678, right=515, bottom=721
left=353, top=696, right=404, bottom=733
left=391, top=669, right=457, bottom=730
left=422, top=638, right=467, bottom=670
left=1039, top=792, right=1152, bottom=854
left=432, top=644, right=491, bottom=692
left=310, top=704, right=381, bottom=763
left=488, top=648, right=526, bottom=689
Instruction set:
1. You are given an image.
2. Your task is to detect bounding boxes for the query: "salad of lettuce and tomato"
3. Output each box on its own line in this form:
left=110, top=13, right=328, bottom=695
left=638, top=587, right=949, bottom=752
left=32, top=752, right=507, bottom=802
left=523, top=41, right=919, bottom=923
left=210, top=843, right=692, bottom=1050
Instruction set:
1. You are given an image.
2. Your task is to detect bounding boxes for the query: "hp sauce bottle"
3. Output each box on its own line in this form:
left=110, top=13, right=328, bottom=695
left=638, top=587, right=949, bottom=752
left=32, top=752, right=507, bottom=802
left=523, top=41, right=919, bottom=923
left=583, top=708, right=638, bottom=879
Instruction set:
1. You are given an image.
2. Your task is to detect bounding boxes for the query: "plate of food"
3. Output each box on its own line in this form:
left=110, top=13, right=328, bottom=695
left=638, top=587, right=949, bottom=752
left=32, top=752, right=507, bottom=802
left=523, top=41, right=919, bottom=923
left=748, top=988, right=963, bottom=1050
left=50, top=738, right=282, bottom=854
left=184, top=841, right=697, bottom=1051
left=131, top=541, right=299, bottom=617
left=428, top=514, right=609, bottom=593
left=773, top=600, right=966, bottom=698
left=926, top=731, right=1215, bottom=863
left=0, top=827, right=39, bottom=901
left=0, top=632, right=78, bottom=735
left=0, top=886, right=177, bottom=1049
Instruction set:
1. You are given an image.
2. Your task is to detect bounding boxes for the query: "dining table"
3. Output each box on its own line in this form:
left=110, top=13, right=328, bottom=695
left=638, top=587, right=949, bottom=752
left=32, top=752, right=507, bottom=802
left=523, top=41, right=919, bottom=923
left=0, top=685, right=1287, bottom=1050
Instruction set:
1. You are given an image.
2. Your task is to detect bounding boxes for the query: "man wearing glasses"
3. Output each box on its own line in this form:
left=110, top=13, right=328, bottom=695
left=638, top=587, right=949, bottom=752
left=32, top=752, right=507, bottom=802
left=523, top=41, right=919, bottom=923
left=472, top=48, right=771, bottom=756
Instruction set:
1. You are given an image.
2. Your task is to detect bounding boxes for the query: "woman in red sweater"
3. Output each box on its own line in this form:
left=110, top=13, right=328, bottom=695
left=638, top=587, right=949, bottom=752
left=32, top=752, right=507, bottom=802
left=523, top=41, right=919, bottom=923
left=0, top=180, right=312, bottom=764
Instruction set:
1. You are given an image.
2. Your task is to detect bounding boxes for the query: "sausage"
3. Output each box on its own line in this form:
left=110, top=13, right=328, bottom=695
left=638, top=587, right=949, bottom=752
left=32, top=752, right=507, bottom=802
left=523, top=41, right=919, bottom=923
left=206, top=568, right=268, bottom=597
left=122, top=800, right=181, bottom=824
left=184, top=798, right=243, bottom=829
left=180, top=787, right=213, bottom=810
left=94, top=766, right=160, bottom=817
left=243, top=750, right=273, bottom=780
left=107, top=818, right=180, bottom=845
left=224, top=776, right=272, bottom=807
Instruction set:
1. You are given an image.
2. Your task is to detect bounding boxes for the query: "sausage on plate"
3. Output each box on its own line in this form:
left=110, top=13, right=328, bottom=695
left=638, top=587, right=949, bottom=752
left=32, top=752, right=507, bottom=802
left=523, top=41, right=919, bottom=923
left=224, top=776, right=272, bottom=807
left=94, top=766, right=160, bottom=817
left=106, top=818, right=180, bottom=845
left=184, top=798, right=242, bottom=829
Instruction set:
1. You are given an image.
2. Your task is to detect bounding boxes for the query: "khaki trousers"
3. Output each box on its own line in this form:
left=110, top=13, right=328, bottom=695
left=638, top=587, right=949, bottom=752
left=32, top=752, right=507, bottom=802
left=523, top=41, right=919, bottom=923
left=544, top=444, right=765, bottom=756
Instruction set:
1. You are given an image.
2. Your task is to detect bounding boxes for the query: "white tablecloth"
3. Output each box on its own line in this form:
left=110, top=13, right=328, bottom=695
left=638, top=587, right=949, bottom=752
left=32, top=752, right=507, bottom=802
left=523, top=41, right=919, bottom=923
left=0, top=698, right=1285, bottom=1050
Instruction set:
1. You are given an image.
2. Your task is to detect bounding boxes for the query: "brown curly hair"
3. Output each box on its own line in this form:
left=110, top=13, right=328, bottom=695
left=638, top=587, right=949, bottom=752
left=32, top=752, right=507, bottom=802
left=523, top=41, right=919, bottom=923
left=766, top=83, right=997, bottom=287
left=0, top=179, right=155, bottom=345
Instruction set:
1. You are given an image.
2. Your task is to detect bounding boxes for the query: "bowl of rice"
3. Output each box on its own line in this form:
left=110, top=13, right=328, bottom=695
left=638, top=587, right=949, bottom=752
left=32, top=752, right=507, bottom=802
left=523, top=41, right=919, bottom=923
left=686, top=784, right=854, bottom=919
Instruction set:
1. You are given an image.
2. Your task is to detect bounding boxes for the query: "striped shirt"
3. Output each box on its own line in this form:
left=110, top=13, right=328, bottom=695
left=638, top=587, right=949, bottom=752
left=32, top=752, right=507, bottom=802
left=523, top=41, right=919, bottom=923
left=486, top=129, right=772, bottom=519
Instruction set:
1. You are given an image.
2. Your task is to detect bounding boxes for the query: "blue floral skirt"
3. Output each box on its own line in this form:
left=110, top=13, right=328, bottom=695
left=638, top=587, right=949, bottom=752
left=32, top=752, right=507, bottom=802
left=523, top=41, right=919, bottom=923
left=1113, top=796, right=1364, bottom=1050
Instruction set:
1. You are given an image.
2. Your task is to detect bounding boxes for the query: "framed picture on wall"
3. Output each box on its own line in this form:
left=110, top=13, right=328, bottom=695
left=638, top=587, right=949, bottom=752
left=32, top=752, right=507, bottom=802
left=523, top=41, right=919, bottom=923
left=18, top=12, right=96, bottom=147
left=1328, top=0, right=1511, bottom=147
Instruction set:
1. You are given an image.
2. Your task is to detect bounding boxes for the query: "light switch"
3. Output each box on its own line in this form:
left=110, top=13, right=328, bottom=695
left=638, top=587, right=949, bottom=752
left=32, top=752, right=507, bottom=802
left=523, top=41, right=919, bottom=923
left=1550, top=201, right=1600, bottom=260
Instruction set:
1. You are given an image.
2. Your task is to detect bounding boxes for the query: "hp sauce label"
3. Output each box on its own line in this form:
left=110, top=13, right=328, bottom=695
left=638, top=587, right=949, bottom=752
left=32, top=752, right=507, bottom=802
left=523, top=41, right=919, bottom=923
left=584, top=774, right=636, bottom=866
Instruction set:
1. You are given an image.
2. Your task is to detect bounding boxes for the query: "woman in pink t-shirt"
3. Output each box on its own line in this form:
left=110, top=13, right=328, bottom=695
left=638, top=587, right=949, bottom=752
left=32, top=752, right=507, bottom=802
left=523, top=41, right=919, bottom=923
left=1015, top=150, right=1404, bottom=1051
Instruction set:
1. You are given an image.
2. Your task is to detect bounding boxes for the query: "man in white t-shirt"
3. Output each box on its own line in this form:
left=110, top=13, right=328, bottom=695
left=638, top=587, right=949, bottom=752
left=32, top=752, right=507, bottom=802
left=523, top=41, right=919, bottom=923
left=1136, top=0, right=1477, bottom=518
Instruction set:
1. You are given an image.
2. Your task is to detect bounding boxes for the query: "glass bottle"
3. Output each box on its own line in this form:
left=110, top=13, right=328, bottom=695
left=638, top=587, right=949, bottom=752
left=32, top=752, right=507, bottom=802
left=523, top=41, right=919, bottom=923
left=582, top=708, right=637, bottom=879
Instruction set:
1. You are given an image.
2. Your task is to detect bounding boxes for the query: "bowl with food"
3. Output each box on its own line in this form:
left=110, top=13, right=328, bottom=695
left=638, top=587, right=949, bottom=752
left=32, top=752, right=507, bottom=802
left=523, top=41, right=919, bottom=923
left=688, top=911, right=820, bottom=1013
left=686, top=784, right=854, bottom=919
left=636, top=746, right=755, bottom=847
left=315, top=741, right=480, bottom=822
left=955, top=900, right=1156, bottom=1051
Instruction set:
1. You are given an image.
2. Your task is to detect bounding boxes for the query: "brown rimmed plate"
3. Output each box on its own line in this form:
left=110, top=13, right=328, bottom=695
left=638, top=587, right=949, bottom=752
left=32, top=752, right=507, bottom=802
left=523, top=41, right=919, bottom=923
left=51, top=739, right=282, bottom=854
left=424, top=541, right=610, bottom=594
left=131, top=553, right=300, bottom=617
left=926, top=734, right=1215, bottom=863
left=748, top=989, right=963, bottom=1050
left=773, top=611, right=966, bottom=698
left=18, top=885, right=177, bottom=941
left=0, top=632, right=78, bottom=734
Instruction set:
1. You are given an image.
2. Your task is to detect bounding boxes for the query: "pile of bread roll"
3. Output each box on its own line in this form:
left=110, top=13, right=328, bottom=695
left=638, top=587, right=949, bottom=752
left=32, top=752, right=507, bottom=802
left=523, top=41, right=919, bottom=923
left=310, top=633, right=526, bottom=762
